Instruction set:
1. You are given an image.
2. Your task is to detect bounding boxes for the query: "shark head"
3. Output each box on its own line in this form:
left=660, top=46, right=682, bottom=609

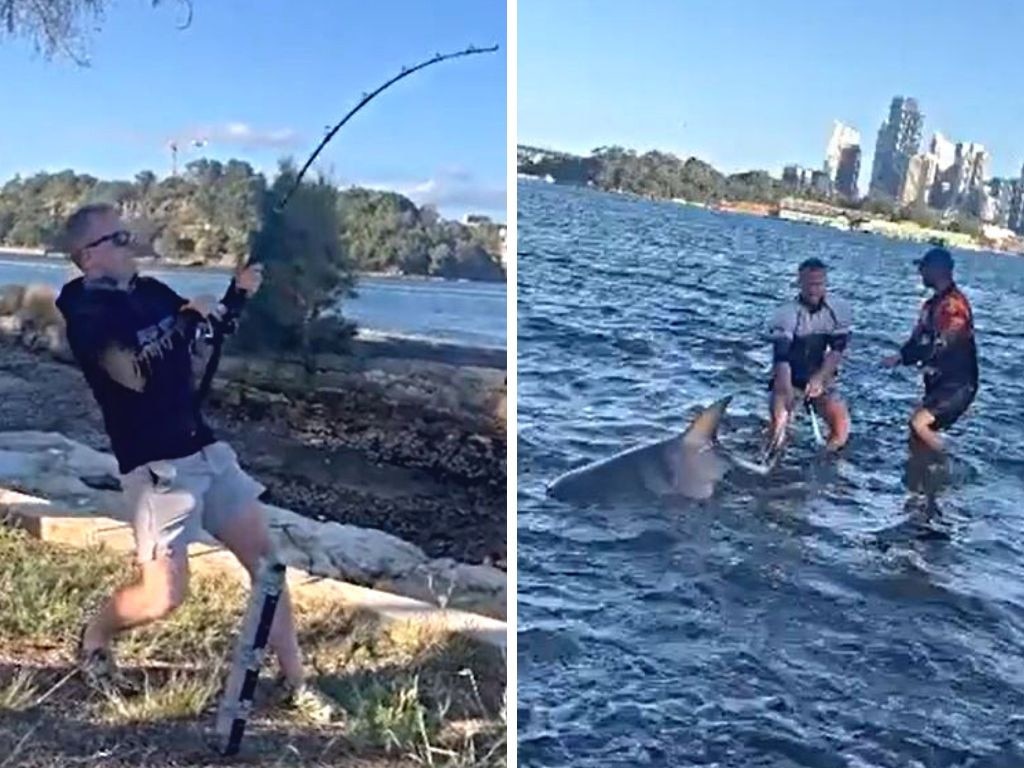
left=663, top=394, right=732, bottom=499
left=547, top=394, right=735, bottom=504
left=681, top=394, right=731, bottom=448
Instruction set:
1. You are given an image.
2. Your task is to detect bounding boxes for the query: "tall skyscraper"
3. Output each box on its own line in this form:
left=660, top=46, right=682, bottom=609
left=900, top=153, right=938, bottom=207
left=834, top=145, right=862, bottom=199
left=950, top=142, right=988, bottom=209
left=930, top=132, right=956, bottom=173
left=869, top=96, right=923, bottom=200
left=824, top=121, right=860, bottom=181
left=987, top=178, right=1016, bottom=227
left=927, top=132, right=959, bottom=209
left=1009, top=165, right=1024, bottom=234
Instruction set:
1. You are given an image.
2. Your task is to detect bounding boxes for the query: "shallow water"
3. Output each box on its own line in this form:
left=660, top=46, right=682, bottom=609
left=517, top=181, right=1024, bottom=767
left=0, top=251, right=506, bottom=348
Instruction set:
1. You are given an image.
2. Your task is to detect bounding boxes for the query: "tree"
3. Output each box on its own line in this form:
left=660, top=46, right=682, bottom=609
left=0, top=162, right=504, bottom=280
left=901, top=201, right=940, bottom=230
left=861, top=196, right=898, bottom=218
left=0, top=0, right=192, bottom=65
left=230, top=160, right=358, bottom=365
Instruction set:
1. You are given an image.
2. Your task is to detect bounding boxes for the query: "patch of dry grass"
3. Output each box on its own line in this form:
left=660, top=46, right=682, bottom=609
left=94, top=668, right=224, bottom=724
left=0, top=667, right=39, bottom=712
left=0, top=519, right=505, bottom=767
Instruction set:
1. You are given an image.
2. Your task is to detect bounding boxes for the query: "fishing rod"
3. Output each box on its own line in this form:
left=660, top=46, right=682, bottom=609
left=202, top=42, right=499, bottom=757
left=189, top=43, right=499, bottom=413
left=276, top=43, right=499, bottom=213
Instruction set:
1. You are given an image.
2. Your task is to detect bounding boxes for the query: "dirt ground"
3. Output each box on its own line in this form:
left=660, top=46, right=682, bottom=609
left=0, top=338, right=506, bottom=568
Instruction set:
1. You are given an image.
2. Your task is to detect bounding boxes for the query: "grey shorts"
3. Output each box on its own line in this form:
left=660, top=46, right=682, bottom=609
left=121, top=441, right=266, bottom=563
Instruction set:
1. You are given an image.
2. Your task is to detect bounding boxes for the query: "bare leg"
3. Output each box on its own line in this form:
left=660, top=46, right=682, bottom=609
left=766, top=388, right=795, bottom=456
left=212, top=502, right=304, bottom=685
left=909, top=407, right=944, bottom=453
left=819, top=395, right=851, bottom=452
left=82, top=556, right=189, bottom=651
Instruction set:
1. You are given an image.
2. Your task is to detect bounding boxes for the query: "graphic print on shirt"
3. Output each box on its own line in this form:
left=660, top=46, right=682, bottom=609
left=767, top=297, right=852, bottom=387
left=99, top=312, right=190, bottom=393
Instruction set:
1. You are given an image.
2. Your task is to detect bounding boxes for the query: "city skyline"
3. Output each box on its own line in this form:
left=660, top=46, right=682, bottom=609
left=519, top=1, right=1024, bottom=185
left=787, top=93, right=1023, bottom=230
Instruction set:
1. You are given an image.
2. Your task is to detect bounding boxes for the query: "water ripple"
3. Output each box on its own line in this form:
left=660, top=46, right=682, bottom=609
left=518, top=182, right=1024, bottom=767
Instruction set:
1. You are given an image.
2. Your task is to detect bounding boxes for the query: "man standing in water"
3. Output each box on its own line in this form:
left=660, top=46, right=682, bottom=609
left=766, top=257, right=853, bottom=456
left=54, top=203, right=336, bottom=722
left=882, top=246, right=978, bottom=453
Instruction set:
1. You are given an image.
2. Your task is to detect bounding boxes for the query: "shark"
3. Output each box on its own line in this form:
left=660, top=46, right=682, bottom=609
left=546, top=394, right=779, bottom=504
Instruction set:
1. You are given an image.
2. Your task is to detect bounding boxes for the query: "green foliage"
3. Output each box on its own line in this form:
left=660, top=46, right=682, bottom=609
left=522, top=144, right=796, bottom=205
left=899, top=201, right=941, bottom=229
left=0, top=162, right=505, bottom=281
left=859, top=196, right=898, bottom=218
left=0, top=0, right=191, bottom=65
left=947, top=213, right=984, bottom=237
left=338, top=188, right=506, bottom=281
left=231, top=161, right=358, bottom=360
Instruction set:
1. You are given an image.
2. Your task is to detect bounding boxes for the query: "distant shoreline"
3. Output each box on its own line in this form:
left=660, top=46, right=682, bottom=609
left=518, top=174, right=1023, bottom=257
left=0, top=246, right=502, bottom=284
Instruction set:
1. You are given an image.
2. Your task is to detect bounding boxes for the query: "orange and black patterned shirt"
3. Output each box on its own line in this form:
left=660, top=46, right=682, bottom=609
left=900, top=283, right=978, bottom=389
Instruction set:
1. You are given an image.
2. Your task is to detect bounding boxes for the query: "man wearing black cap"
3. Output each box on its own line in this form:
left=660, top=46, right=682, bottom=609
left=882, top=246, right=978, bottom=453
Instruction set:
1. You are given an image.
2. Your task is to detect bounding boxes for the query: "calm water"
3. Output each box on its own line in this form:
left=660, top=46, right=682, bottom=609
left=517, top=182, right=1024, bottom=767
left=0, top=251, right=506, bottom=348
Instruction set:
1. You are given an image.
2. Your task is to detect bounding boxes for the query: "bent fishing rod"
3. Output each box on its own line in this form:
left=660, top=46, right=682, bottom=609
left=183, top=43, right=498, bottom=756
left=188, top=43, right=500, bottom=410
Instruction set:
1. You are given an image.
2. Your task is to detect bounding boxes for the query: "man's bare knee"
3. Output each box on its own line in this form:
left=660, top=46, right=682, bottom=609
left=139, top=556, right=189, bottom=619
left=215, top=502, right=273, bottom=575
left=910, top=409, right=933, bottom=434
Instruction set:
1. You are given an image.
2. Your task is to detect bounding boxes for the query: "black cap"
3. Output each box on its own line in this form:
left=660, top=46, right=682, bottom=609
left=798, top=257, right=827, bottom=271
left=914, top=247, right=954, bottom=271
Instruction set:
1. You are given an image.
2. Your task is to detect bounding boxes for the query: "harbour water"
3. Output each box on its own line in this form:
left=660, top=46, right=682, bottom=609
left=0, top=250, right=506, bottom=349
left=518, top=180, right=1024, bottom=766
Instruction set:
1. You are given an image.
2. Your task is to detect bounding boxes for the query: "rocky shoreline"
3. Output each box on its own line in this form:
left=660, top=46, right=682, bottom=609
left=0, top=284, right=506, bottom=572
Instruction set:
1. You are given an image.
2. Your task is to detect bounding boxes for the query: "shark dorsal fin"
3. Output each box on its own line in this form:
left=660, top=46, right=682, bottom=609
left=681, top=395, right=732, bottom=447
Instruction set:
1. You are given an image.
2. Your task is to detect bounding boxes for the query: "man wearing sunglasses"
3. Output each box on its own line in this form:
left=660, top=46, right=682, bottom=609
left=54, top=202, right=337, bottom=722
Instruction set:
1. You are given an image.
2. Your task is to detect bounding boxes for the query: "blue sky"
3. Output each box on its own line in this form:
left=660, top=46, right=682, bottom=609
left=519, top=0, right=1024, bottom=190
left=0, top=0, right=506, bottom=221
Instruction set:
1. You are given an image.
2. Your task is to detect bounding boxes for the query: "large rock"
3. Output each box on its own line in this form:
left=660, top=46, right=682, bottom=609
left=0, top=431, right=505, bottom=618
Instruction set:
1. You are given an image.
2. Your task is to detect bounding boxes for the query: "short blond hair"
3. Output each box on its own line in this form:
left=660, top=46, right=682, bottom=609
left=61, top=202, right=117, bottom=267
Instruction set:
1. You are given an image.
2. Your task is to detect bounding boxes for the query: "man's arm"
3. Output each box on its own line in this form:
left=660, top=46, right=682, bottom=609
left=817, top=301, right=852, bottom=383
left=65, top=309, right=147, bottom=392
left=767, top=306, right=796, bottom=392
left=899, top=307, right=934, bottom=366
left=891, top=293, right=970, bottom=369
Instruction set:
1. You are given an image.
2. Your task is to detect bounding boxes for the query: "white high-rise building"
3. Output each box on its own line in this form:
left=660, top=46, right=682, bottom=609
left=952, top=142, right=988, bottom=200
left=824, top=121, right=861, bottom=182
left=900, top=153, right=939, bottom=206
left=869, top=97, right=923, bottom=199
left=930, top=132, right=956, bottom=173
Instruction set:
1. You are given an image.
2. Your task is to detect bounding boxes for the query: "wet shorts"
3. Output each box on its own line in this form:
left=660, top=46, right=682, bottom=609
left=922, top=382, right=977, bottom=431
left=120, top=441, right=266, bottom=563
left=766, top=374, right=841, bottom=399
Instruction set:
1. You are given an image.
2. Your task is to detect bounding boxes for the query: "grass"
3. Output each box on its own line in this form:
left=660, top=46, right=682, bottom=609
left=0, top=668, right=38, bottom=712
left=0, top=519, right=506, bottom=767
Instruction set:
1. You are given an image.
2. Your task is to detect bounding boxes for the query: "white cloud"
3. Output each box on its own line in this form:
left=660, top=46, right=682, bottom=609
left=181, top=122, right=300, bottom=150
left=355, top=168, right=506, bottom=218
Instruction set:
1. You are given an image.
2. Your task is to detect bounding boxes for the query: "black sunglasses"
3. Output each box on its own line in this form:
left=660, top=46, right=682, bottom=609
left=82, top=229, right=134, bottom=250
